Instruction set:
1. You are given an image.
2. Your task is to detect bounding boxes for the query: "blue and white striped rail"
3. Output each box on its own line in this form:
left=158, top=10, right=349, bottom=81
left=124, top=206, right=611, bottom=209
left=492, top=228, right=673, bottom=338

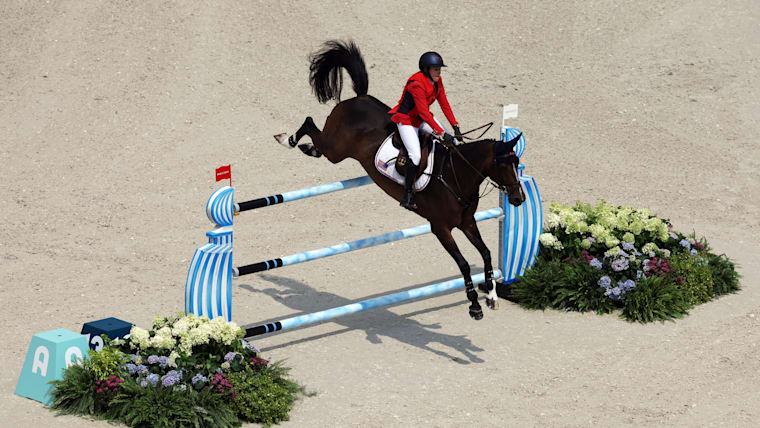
left=245, top=270, right=501, bottom=336
left=235, top=176, right=372, bottom=213
left=235, top=208, right=504, bottom=276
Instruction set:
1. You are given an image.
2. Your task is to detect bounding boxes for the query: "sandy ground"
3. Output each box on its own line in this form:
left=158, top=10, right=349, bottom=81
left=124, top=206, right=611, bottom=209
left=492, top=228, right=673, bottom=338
left=2, top=1, right=759, bottom=426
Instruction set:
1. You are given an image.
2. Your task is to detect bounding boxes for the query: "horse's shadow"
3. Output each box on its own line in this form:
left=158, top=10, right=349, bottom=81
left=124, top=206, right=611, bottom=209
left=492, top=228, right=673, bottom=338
left=239, top=271, right=486, bottom=364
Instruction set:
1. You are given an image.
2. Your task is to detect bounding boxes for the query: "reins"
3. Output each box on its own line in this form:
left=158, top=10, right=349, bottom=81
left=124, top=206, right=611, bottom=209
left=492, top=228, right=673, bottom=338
left=427, top=123, right=520, bottom=206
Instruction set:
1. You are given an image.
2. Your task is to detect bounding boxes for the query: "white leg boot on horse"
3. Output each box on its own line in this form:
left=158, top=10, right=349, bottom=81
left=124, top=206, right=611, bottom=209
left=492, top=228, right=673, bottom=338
left=274, top=117, right=323, bottom=158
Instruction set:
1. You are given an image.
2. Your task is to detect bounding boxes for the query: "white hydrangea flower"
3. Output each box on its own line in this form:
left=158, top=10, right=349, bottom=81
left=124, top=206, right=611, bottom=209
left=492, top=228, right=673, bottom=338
left=588, top=224, right=607, bottom=240
left=167, top=351, right=180, bottom=368
left=622, top=232, right=635, bottom=243
left=546, top=212, right=561, bottom=229
left=604, top=236, right=620, bottom=248
left=644, top=217, right=662, bottom=232
left=152, top=316, right=167, bottom=329
left=129, top=326, right=150, bottom=350
left=172, top=317, right=192, bottom=338
left=629, top=219, right=644, bottom=235
left=539, top=233, right=564, bottom=250
left=604, top=246, right=621, bottom=258
left=598, top=213, right=618, bottom=230
left=642, top=242, right=659, bottom=257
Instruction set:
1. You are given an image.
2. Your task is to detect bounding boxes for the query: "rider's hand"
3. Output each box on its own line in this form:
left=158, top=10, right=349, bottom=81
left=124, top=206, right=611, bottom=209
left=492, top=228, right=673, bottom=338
left=441, top=132, right=455, bottom=147
left=453, top=125, right=463, bottom=143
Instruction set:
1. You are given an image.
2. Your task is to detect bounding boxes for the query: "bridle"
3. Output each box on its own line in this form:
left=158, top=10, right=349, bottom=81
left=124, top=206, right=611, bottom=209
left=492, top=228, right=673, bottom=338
left=430, top=134, right=522, bottom=207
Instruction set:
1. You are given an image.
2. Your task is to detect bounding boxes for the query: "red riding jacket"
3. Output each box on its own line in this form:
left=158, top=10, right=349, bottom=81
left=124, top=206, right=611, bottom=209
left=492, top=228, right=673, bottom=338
left=388, top=71, right=457, bottom=135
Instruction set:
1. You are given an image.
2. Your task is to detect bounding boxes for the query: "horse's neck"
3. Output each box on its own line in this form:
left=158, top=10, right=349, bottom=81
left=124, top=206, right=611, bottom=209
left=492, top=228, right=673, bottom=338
left=445, top=142, right=492, bottom=194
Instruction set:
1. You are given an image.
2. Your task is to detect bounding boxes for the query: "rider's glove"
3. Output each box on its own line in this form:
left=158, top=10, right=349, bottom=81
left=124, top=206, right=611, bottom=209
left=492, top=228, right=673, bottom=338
left=452, top=125, right=463, bottom=143
left=441, top=132, right=455, bottom=147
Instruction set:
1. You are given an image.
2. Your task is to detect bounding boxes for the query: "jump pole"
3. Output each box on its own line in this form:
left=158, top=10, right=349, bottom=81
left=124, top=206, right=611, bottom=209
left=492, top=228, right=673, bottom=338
left=244, top=270, right=501, bottom=337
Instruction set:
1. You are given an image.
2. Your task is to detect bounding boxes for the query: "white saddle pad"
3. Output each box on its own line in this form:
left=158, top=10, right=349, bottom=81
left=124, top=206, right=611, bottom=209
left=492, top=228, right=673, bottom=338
left=374, top=133, right=435, bottom=192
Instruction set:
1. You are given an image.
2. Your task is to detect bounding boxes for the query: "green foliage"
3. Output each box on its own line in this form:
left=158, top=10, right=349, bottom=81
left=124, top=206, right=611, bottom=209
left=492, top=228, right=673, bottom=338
left=706, top=253, right=741, bottom=296
left=512, top=260, right=616, bottom=314
left=227, top=362, right=310, bottom=427
left=84, top=338, right=128, bottom=380
left=621, top=276, right=691, bottom=323
left=49, top=363, right=100, bottom=416
left=510, top=260, right=566, bottom=309
left=552, top=261, right=617, bottom=314
left=105, top=379, right=240, bottom=428
left=669, top=252, right=714, bottom=305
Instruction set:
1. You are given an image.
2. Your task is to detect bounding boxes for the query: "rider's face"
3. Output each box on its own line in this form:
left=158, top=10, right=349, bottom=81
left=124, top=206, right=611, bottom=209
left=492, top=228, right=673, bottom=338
left=429, top=67, right=441, bottom=82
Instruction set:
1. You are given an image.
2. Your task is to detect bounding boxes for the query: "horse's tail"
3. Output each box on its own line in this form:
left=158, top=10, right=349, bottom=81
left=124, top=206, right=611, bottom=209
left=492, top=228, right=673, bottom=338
left=309, top=40, right=369, bottom=103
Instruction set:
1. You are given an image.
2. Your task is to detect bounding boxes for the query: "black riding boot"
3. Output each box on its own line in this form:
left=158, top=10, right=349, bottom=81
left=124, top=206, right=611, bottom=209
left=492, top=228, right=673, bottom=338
left=400, top=160, right=419, bottom=210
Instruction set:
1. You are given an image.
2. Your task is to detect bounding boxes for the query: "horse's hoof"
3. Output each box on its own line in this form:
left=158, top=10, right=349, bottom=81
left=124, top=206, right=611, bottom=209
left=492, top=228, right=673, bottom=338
left=469, top=307, right=484, bottom=320
left=298, top=143, right=322, bottom=158
left=486, top=297, right=499, bottom=310
left=274, top=133, right=292, bottom=148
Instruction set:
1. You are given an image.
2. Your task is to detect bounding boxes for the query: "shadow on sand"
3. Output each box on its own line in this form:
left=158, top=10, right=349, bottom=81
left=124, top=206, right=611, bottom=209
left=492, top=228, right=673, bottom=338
left=238, top=270, right=488, bottom=364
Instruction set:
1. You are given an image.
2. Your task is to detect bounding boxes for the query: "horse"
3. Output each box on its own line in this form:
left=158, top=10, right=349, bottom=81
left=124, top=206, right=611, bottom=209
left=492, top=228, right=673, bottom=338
left=273, top=40, right=525, bottom=320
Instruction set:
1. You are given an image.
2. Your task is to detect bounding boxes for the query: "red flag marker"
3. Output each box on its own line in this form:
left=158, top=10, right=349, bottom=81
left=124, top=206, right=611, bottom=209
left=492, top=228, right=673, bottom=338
left=216, top=164, right=232, bottom=186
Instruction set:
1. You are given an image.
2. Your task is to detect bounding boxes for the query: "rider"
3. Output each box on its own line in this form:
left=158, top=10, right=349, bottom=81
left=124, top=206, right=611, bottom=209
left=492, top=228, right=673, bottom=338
left=388, top=51, right=463, bottom=210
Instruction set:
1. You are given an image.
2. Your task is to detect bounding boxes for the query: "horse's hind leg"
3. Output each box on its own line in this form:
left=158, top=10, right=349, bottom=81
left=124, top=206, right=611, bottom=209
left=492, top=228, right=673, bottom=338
left=431, top=224, right=483, bottom=320
left=274, top=116, right=322, bottom=158
left=459, top=219, right=499, bottom=310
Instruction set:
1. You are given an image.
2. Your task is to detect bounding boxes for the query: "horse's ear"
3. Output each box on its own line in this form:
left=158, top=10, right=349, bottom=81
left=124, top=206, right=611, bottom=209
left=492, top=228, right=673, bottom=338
left=505, top=132, right=522, bottom=149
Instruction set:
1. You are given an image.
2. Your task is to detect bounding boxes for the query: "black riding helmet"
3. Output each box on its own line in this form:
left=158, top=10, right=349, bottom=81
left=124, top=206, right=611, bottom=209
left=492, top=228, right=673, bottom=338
left=418, top=51, right=446, bottom=71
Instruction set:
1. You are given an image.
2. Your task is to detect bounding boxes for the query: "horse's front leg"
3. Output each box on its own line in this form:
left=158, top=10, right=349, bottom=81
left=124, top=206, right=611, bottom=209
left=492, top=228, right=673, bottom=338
left=459, top=218, right=498, bottom=311
left=274, top=116, right=322, bottom=158
left=431, top=225, right=483, bottom=320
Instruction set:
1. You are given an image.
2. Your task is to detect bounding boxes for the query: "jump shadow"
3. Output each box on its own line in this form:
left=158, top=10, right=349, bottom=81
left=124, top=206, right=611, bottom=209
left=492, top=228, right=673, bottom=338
left=238, top=269, right=487, bottom=364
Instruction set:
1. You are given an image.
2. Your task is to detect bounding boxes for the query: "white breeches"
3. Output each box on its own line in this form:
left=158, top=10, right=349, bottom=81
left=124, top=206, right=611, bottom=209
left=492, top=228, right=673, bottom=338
left=396, top=117, right=446, bottom=165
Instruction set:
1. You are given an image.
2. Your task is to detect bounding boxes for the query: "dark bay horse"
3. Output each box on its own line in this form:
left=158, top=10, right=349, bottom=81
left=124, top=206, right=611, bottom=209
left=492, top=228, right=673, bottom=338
left=274, top=40, right=525, bottom=320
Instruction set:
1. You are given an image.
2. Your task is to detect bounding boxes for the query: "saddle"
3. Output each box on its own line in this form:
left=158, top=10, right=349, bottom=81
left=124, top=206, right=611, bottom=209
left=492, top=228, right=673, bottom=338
left=392, top=131, right=436, bottom=180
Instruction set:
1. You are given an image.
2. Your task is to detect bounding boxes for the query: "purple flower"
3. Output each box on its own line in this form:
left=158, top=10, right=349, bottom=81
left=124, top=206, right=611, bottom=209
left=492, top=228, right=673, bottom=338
left=619, top=279, right=636, bottom=291
left=161, top=370, right=181, bottom=387
left=224, top=352, right=238, bottom=363
left=125, top=363, right=137, bottom=375
left=669, top=232, right=679, bottom=239
left=611, top=258, right=630, bottom=272
left=636, top=270, right=645, bottom=280
left=605, top=286, right=623, bottom=301
left=140, top=380, right=148, bottom=388
left=192, top=373, right=208, bottom=385
left=129, top=354, right=138, bottom=363
left=690, top=248, right=698, bottom=256
left=679, top=239, right=692, bottom=250
left=622, top=242, right=635, bottom=251
left=158, top=356, right=169, bottom=368
left=598, top=276, right=611, bottom=288
left=590, top=258, right=603, bottom=269
left=147, top=373, right=159, bottom=387
left=136, top=365, right=148, bottom=375
left=147, top=355, right=159, bottom=365
left=587, top=237, right=596, bottom=243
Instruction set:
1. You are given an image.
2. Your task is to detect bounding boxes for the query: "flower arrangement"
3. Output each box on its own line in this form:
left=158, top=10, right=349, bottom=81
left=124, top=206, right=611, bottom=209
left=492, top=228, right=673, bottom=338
left=49, top=313, right=310, bottom=427
left=512, top=200, right=741, bottom=322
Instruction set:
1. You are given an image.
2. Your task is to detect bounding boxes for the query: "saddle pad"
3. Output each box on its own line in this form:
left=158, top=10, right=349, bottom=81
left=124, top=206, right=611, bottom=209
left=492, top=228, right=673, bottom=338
left=374, top=133, right=435, bottom=192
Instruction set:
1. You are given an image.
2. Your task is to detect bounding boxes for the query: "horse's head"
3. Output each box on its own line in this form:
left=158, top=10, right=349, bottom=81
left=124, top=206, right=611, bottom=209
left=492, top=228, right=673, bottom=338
left=486, top=133, right=525, bottom=206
